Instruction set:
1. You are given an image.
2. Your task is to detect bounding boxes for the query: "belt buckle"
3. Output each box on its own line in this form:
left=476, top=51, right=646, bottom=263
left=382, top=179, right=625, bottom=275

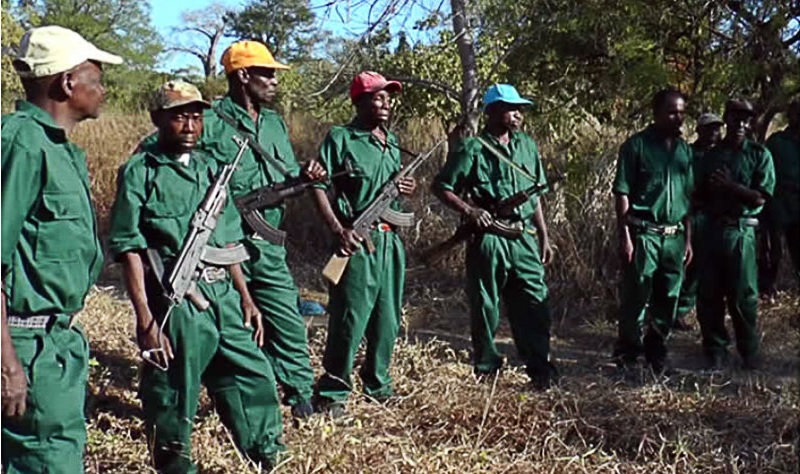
left=200, top=267, right=214, bottom=283
left=663, top=226, right=677, bottom=236
left=201, top=267, right=226, bottom=283
left=251, top=232, right=264, bottom=241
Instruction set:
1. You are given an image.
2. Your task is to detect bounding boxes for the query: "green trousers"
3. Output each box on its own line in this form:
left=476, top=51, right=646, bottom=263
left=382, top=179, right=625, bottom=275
left=2, top=315, right=88, bottom=474
left=697, top=222, right=760, bottom=358
left=140, top=277, right=284, bottom=474
left=759, top=219, right=800, bottom=291
left=465, top=231, right=553, bottom=378
left=676, top=214, right=706, bottom=318
left=615, top=230, right=685, bottom=363
left=316, top=230, right=405, bottom=402
left=243, top=238, right=314, bottom=407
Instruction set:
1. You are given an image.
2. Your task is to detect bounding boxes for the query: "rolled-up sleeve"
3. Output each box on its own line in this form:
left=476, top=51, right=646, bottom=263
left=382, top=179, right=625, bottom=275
left=107, top=161, right=148, bottom=259
left=313, top=132, right=339, bottom=191
left=434, top=140, right=473, bottom=194
left=612, top=138, right=636, bottom=195
left=753, top=147, right=776, bottom=198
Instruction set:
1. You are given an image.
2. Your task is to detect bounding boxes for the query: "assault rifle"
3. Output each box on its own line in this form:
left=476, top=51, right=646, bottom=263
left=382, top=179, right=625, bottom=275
left=152, top=135, right=250, bottom=309
left=234, top=171, right=350, bottom=245
left=321, top=138, right=447, bottom=284
left=423, top=175, right=564, bottom=265
left=142, top=136, right=250, bottom=370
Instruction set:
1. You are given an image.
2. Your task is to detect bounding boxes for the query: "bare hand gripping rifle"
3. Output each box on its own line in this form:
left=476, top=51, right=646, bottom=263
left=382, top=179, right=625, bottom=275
left=423, top=175, right=564, bottom=265
left=321, top=138, right=447, bottom=285
left=142, top=136, right=250, bottom=370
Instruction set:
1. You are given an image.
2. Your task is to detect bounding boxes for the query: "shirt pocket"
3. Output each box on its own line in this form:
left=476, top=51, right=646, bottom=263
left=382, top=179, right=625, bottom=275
left=520, top=161, right=542, bottom=187
left=636, top=154, right=663, bottom=196
left=230, top=154, right=262, bottom=195
left=142, top=175, right=195, bottom=219
left=35, top=192, right=88, bottom=262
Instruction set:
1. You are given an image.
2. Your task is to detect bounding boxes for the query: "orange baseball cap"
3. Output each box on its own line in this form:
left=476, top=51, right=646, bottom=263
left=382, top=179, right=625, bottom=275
left=221, top=40, right=289, bottom=74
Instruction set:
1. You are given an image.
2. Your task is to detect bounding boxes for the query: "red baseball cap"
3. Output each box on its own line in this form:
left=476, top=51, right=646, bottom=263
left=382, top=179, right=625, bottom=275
left=349, top=71, right=402, bottom=102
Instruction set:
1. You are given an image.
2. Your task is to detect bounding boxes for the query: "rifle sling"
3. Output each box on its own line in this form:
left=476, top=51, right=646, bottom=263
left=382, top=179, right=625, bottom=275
left=475, top=135, right=540, bottom=184
left=212, top=107, right=289, bottom=176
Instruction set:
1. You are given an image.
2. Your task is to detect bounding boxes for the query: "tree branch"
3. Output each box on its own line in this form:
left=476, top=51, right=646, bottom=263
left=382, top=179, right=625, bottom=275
left=175, top=26, right=216, bottom=41
left=166, top=46, right=206, bottom=62
left=386, top=75, right=460, bottom=101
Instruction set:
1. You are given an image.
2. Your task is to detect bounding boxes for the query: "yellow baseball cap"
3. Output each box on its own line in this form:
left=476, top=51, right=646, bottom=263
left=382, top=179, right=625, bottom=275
left=221, top=41, right=290, bottom=74
left=14, top=25, right=122, bottom=78
left=151, top=80, right=210, bottom=112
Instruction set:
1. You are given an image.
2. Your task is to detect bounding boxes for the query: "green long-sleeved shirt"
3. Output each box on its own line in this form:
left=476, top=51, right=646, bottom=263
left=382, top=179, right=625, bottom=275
left=1, top=101, right=103, bottom=315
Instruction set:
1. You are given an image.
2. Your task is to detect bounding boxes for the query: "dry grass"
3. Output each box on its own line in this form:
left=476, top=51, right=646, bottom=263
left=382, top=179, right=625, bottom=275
left=68, top=112, right=800, bottom=473
left=79, top=283, right=799, bottom=474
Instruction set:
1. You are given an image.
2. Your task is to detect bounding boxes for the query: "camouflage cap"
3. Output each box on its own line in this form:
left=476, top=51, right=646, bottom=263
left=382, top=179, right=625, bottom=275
left=724, top=98, right=755, bottom=116
left=697, top=112, right=723, bottom=128
left=151, top=80, right=210, bottom=112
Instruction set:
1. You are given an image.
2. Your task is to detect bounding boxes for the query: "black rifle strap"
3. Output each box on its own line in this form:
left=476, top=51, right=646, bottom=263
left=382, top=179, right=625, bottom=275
left=475, top=135, right=540, bottom=183
left=212, top=106, right=289, bottom=176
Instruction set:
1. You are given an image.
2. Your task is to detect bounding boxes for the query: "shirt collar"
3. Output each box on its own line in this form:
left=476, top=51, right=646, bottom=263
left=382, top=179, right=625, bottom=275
left=216, top=95, right=263, bottom=132
left=643, top=124, right=686, bottom=146
left=15, top=100, right=67, bottom=141
left=480, top=130, right=521, bottom=150
left=142, top=143, right=207, bottom=168
left=345, top=120, right=397, bottom=146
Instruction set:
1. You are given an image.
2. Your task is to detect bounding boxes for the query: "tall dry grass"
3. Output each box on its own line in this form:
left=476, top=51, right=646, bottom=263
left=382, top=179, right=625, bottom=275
left=68, top=110, right=798, bottom=473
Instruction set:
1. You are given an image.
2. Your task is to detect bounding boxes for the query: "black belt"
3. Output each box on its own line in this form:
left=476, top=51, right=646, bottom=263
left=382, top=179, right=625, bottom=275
left=627, top=216, right=682, bottom=236
left=717, top=216, right=759, bottom=228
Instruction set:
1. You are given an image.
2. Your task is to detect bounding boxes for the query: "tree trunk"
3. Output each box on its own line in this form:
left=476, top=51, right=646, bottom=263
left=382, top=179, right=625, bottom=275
left=204, top=29, right=224, bottom=78
left=450, top=0, right=480, bottom=141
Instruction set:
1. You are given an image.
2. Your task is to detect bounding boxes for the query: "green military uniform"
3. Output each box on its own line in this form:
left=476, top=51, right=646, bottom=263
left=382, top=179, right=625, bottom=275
left=108, top=144, right=284, bottom=473
left=695, top=140, right=775, bottom=360
left=1, top=101, right=104, bottom=474
left=675, top=143, right=709, bottom=318
left=313, top=123, right=406, bottom=402
left=434, top=131, right=555, bottom=379
left=200, top=96, right=315, bottom=408
left=763, top=129, right=800, bottom=283
left=612, top=126, right=693, bottom=364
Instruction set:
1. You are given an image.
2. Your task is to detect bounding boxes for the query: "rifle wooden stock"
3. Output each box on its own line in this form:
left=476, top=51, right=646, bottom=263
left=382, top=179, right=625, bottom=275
left=322, top=255, right=350, bottom=285
left=422, top=225, right=474, bottom=264
left=422, top=221, right=524, bottom=265
left=320, top=138, right=447, bottom=283
left=322, top=233, right=376, bottom=284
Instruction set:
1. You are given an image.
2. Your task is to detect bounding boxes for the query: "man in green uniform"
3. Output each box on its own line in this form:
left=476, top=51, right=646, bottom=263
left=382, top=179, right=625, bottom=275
left=199, top=40, right=324, bottom=419
left=311, top=71, right=416, bottom=415
left=1, top=26, right=120, bottom=474
left=759, top=99, right=800, bottom=294
left=612, top=88, right=694, bottom=374
left=674, top=112, right=723, bottom=331
left=433, top=84, right=557, bottom=389
left=108, top=81, right=284, bottom=473
left=695, top=99, right=775, bottom=370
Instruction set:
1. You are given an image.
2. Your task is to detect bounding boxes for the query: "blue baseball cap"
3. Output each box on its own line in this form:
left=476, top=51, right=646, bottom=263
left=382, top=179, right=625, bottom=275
left=482, top=84, right=533, bottom=111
